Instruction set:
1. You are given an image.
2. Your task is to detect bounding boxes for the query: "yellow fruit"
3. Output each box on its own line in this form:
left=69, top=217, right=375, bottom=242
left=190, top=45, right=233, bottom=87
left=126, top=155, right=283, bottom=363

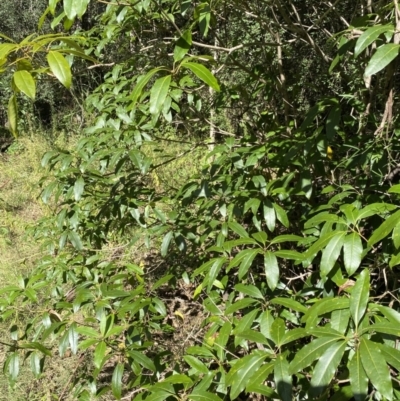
left=327, top=146, right=333, bottom=160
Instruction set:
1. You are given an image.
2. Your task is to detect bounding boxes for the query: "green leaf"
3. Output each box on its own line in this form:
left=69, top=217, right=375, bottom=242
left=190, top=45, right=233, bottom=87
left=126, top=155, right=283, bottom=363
left=343, top=233, right=363, bottom=276
left=174, top=30, right=192, bottom=62
left=365, top=322, right=400, bottom=336
left=357, top=202, right=397, bottom=220
left=129, top=350, right=156, bottom=371
left=184, top=356, right=209, bottom=374
left=30, top=352, right=42, bottom=378
left=304, top=231, right=343, bottom=261
left=349, top=349, right=368, bottom=401
left=112, top=363, right=124, bottom=400
left=225, top=298, right=257, bottom=315
left=68, top=231, right=83, bottom=250
left=161, top=231, right=173, bottom=257
left=8, top=95, right=18, bottom=138
left=360, top=338, right=392, bottom=400
left=238, top=249, right=260, bottom=279
left=63, top=0, right=77, bottom=20
left=264, top=251, right=279, bottom=290
left=355, top=24, right=394, bottom=57
left=309, top=341, right=347, bottom=397
left=94, top=341, right=106, bottom=369
left=380, top=343, right=400, bottom=371
left=263, top=199, right=276, bottom=231
left=234, top=284, right=263, bottom=299
left=189, top=391, right=223, bottom=401
left=330, top=308, right=350, bottom=334
left=130, top=67, right=163, bottom=108
left=368, top=209, right=400, bottom=246
left=227, top=353, right=267, bottom=399
left=246, top=362, right=275, bottom=389
left=270, top=318, right=285, bottom=347
left=8, top=352, right=19, bottom=381
left=274, top=354, right=292, bottom=401
left=47, top=51, right=72, bottom=88
left=74, top=176, right=85, bottom=201
left=75, top=0, right=89, bottom=17
left=320, top=231, right=346, bottom=277
left=289, top=337, right=340, bottom=374
left=228, top=221, right=249, bottom=238
left=350, top=269, right=370, bottom=327
left=182, top=62, right=220, bottom=91
left=273, top=203, right=289, bottom=227
left=365, top=43, right=400, bottom=76
left=149, top=75, right=171, bottom=115
left=281, top=328, right=308, bottom=345
left=236, top=329, right=268, bottom=345
left=68, top=323, right=78, bottom=354
left=13, top=70, right=36, bottom=99
left=270, top=297, right=308, bottom=313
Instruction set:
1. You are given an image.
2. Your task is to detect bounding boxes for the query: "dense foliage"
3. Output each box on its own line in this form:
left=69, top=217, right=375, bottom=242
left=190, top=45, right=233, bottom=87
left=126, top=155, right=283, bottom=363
left=2, top=0, right=400, bottom=400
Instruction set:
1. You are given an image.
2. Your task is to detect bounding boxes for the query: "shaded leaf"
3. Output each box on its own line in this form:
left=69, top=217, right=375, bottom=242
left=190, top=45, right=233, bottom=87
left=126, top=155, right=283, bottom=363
left=309, top=341, right=347, bottom=397
left=360, top=338, right=392, bottom=400
left=274, top=354, right=292, bottom=401
left=349, top=349, right=368, bottom=401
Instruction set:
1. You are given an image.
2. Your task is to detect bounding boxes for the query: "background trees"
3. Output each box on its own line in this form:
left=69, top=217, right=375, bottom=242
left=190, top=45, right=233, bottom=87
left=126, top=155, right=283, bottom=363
left=1, top=0, right=400, bottom=400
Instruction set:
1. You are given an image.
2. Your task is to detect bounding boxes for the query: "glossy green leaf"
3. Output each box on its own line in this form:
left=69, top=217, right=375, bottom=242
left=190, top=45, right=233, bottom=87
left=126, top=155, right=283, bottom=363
left=274, top=354, right=292, bottom=401
left=130, top=67, right=163, bottom=108
left=47, top=51, right=72, bottom=88
left=94, top=341, right=106, bottom=369
left=330, top=308, right=350, bottom=334
left=161, top=231, right=173, bottom=257
left=263, top=199, right=276, bottom=231
left=365, top=43, right=400, bottom=76
left=264, top=251, right=279, bottom=290
left=63, top=0, right=77, bottom=20
left=129, top=350, right=156, bottom=371
left=270, top=318, right=285, bottom=347
left=275, top=329, right=306, bottom=346
left=227, top=353, right=267, bottom=399
left=392, top=223, right=400, bottom=248
left=357, top=202, right=397, bottom=220
left=270, top=297, right=308, bottom=313
left=13, top=70, right=36, bottom=99
left=234, top=284, right=263, bottom=299
left=149, top=75, right=171, bottom=115
left=343, top=232, right=363, bottom=276
left=174, top=30, right=192, bottom=62
left=364, top=322, right=400, bottom=336
left=350, top=269, right=370, bottom=327
left=112, top=362, right=124, bottom=400
left=8, top=94, right=18, bottom=138
left=228, top=221, right=249, bottom=238
left=237, top=249, right=259, bottom=279
left=360, top=338, right=392, bottom=400
left=30, top=352, right=42, bottom=378
left=273, top=203, right=289, bottom=227
left=380, top=343, right=400, bottom=371
left=320, top=231, right=346, bottom=276
left=309, top=341, right=347, bottom=397
left=189, top=391, right=223, bottom=401
left=236, top=329, right=268, bottom=345
left=368, top=209, right=400, bottom=246
left=184, top=355, right=209, bottom=374
left=8, top=352, right=19, bottom=381
left=68, top=231, right=83, bottom=250
left=74, top=176, right=85, bottom=201
left=289, top=337, right=340, bottom=374
left=355, top=24, right=394, bottom=57
left=349, top=349, right=368, bottom=401
left=182, top=62, right=220, bottom=91
left=246, top=362, right=275, bottom=389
